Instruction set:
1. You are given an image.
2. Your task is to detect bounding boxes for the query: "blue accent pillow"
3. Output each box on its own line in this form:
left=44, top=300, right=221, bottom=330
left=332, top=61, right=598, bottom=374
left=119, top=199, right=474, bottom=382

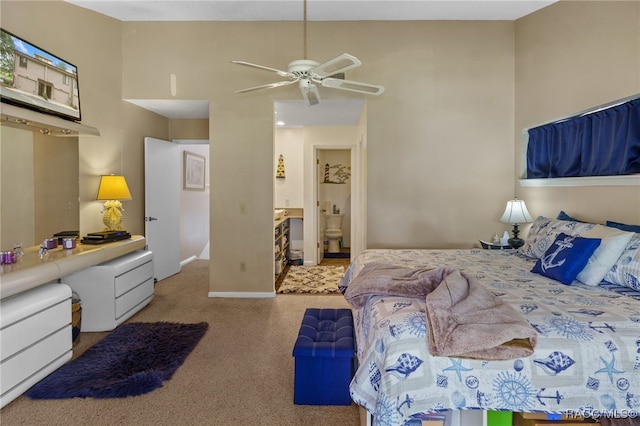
left=556, top=211, right=584, bottom=222
left=531, top=233, right=601, bottom=285
left=606, top=220, right=640, bottom=233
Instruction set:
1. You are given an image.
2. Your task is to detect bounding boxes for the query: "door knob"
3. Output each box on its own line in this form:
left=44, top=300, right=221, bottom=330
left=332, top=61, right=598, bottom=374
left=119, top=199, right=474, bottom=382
left=145, top=216, right=158, bottom=222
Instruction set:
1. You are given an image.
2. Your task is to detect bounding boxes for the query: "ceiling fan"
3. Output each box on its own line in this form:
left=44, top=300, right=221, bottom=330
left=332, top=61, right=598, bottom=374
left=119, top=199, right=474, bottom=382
left=231, top=1, right=384, bottom=106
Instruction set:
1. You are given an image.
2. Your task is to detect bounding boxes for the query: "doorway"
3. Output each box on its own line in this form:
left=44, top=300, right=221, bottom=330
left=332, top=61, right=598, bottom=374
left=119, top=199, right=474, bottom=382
left=273, top=99, right=367, bottom=271
left=316, top=148, right=352, bottom=264
left=144, top=137, right=210, bottom=281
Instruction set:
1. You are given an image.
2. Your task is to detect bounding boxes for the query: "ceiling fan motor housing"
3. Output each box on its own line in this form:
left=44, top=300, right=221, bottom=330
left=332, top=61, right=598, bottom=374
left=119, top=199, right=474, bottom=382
left=287, top=59, right=319, bottom=78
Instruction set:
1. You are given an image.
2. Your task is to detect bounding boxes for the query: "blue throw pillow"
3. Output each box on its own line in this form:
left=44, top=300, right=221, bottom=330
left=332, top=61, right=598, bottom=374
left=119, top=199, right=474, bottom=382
left=532, top=233, right=601, bottom=285
left=556, top=211, right=584, bottom=222
left=606, top=220, right=640, bottom=233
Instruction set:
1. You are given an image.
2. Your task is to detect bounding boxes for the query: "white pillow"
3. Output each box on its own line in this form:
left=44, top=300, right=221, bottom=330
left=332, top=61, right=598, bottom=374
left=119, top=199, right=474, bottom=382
left=576, top=224, right=634, bottom=286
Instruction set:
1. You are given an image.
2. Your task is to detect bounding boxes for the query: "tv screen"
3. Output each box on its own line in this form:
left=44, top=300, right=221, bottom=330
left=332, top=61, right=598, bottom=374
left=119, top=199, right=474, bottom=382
left=0, top=28, right=81, bottom=121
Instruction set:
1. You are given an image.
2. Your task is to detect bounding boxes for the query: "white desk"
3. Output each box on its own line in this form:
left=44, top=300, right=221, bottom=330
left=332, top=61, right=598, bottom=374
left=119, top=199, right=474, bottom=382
left=0, top=235, right=147, bottom=300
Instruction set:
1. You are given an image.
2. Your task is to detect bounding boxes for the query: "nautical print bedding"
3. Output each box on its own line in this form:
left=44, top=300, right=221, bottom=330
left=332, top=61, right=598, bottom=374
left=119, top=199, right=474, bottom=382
left=340, top=249, right=640, bottom=426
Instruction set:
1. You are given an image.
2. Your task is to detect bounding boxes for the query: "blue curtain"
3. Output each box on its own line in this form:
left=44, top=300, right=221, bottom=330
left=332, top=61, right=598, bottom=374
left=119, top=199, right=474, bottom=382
left=527, top=98, right=640, bottom=178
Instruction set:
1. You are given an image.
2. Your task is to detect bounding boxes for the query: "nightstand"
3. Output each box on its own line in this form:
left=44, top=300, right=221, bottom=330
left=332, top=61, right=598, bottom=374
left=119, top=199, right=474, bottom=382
left=479, top=240, right=512, bottom=250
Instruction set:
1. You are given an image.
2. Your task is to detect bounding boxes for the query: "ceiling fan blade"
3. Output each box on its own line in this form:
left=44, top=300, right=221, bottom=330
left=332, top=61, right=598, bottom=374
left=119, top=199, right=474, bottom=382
left=311, top=53, right=362, bottom=78
left=235, top=80, right=298, bottom=94
left=320, top=78, right=385, bottom=96
left=231, top=60, right=294, bottom=78
left=299, top=80, right=320, bottom=106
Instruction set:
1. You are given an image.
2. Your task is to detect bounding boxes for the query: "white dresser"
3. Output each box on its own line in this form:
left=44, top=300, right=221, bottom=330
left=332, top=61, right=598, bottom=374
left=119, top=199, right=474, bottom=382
left=63, top=250, right=154, bottom=332
left=0, top=283, right=72, bottom=409
left=0, top=236, right=150, bottom=409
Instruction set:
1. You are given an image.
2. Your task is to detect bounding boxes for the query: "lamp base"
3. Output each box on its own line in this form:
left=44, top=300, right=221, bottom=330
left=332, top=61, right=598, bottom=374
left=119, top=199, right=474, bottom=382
left=102, top=200, right=125, bottom=231
left=508, top=224, right=524, bottom=249
left=508, top=237, right=525, bottom=249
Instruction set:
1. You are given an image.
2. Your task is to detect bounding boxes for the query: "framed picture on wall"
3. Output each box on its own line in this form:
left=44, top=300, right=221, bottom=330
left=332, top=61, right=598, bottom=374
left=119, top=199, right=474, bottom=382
left=183, top=151, right=205, bottom=190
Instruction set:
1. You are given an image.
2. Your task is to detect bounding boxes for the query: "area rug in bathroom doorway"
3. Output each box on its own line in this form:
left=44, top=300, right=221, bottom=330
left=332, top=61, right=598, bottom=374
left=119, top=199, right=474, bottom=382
left=26, top=321, right=208, bottom=399
left=277, top=265, right=346, bottom=294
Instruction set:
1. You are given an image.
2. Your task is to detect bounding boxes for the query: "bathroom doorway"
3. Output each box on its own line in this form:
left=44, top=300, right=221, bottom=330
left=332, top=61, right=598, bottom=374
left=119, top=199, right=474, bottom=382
left=317, top=148, right=352, bottom=264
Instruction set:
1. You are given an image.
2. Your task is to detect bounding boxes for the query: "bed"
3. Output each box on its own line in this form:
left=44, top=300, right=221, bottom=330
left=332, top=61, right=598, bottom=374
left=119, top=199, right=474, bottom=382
left=339, top=217, right=640, bottom=426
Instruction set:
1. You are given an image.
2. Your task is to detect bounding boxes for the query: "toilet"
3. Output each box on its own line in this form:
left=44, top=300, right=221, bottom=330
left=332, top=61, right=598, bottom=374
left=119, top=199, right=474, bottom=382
left=324, top=214, right=343, bottom=253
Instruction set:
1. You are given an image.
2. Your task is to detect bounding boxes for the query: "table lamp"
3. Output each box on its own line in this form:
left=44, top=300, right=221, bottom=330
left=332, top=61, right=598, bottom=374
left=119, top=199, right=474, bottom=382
left=96, top=175, right=132, bottom=231
left=500, top=198, right=533, bottom=249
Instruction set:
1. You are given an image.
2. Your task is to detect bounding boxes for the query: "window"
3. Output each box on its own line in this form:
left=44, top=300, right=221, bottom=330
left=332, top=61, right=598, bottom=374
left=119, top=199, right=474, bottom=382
left=19, top=56, right=27, bottom=68
left=524, top=96, right=640, bottom=183
left=38, top=80, right=52, bottom=100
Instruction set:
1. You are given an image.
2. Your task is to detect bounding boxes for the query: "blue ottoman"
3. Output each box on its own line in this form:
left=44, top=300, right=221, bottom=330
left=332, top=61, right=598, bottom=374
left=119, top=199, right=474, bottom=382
left=292, top=308, right=355, bottom=405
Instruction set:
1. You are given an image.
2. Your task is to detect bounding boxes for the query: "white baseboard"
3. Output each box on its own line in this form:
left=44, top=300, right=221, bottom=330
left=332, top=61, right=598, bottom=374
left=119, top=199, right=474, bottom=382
left=180, top=255, right=198, bottom=267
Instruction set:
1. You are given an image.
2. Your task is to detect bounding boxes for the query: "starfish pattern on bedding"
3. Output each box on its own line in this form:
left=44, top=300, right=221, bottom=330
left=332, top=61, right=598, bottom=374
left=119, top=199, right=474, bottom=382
left=443, top=358, right=473, bottom=382
left=595, top=354, right=624, bottom=384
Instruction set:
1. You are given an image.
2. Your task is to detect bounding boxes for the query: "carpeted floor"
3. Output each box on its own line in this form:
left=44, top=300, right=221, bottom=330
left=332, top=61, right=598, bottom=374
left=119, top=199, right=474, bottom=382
left=276, top=265, right=346, bottom=294
left=1, top=260, right=361, bottom=426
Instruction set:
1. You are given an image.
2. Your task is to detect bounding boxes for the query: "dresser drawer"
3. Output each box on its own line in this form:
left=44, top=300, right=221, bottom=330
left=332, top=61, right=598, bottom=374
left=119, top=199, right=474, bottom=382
left=114, top=259, right=154, bottom=298
left=115, top=277, right=154, bottom=319
left=63, top=250, right=154, bottom=332
left=0, top=283, right=71, bottom=360
left=1, top=326, right=71, bottom=395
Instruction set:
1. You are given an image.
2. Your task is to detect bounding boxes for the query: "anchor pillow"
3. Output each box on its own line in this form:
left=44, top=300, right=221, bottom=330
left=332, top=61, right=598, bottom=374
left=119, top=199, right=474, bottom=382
left=532, top=233, right=601, bottom=285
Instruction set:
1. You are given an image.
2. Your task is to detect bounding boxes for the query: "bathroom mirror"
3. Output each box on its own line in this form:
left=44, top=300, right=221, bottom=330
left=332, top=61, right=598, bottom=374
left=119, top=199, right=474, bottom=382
left=0, top=126, right=79, bottom=250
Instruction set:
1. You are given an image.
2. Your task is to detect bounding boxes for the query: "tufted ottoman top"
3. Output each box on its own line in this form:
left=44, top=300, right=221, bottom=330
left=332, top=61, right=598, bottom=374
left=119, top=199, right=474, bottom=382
left=293, top=308, right=354, bottom=358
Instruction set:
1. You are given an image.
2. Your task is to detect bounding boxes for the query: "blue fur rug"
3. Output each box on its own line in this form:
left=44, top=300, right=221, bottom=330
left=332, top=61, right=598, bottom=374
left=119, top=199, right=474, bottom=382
left=27, top=321, right=208, bottom=399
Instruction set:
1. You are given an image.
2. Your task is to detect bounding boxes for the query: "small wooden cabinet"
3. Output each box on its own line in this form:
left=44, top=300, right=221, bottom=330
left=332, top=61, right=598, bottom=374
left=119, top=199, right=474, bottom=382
left=275, top=218, right=290, bottom=279
left=63, top=250, right=154, bottom=332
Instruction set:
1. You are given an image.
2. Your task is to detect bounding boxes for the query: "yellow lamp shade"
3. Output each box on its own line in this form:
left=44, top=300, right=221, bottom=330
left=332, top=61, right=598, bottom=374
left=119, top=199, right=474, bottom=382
left=96, top=175, right=132, bottom=201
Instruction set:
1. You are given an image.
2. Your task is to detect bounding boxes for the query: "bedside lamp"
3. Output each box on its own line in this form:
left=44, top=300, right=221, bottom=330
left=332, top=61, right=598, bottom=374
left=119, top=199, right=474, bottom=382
left=500, top=198, right=533, bottom=249
left=96, top=175, right=132, bottom=231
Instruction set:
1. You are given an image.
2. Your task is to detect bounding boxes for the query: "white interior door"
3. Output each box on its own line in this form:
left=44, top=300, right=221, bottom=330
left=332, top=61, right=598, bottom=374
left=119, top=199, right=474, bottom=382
left=144, top=137, right=181, bottom=281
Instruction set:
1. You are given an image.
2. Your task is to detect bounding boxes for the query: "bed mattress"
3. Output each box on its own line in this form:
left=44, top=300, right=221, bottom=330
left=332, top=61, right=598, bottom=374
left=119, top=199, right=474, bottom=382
left=340, top=249, right=640, bottom=426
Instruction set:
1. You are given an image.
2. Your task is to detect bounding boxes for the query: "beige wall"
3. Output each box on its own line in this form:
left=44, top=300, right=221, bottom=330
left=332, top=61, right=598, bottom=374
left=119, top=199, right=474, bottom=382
left=119, top=20, right=516, bottom=293
left=515, top=1, right=640, bottom=225
left=169, top=119, right=209, bottom=141
left=2, top=1, right=638, bottom=296
left=1, top=1, right=169, bottom=240
left=275, top=128, right=305, bottom=209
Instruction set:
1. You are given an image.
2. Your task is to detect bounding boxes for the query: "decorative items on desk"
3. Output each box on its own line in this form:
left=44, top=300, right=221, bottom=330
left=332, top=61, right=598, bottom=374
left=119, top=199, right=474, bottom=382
left=43, top=238, right=58, bottom=249
left=1, top=251, right=17, bottom=264
left=62, top=238, right=77, bottom=249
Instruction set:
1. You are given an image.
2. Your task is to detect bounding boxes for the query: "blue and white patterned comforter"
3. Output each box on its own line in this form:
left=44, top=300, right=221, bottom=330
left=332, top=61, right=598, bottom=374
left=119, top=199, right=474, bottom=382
left=340, top=249, right=640, bottom=426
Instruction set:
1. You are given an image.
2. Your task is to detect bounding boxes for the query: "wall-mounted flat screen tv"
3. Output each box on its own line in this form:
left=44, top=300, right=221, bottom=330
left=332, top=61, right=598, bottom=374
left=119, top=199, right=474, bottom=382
left=0, top=28, right=81, bottom=121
